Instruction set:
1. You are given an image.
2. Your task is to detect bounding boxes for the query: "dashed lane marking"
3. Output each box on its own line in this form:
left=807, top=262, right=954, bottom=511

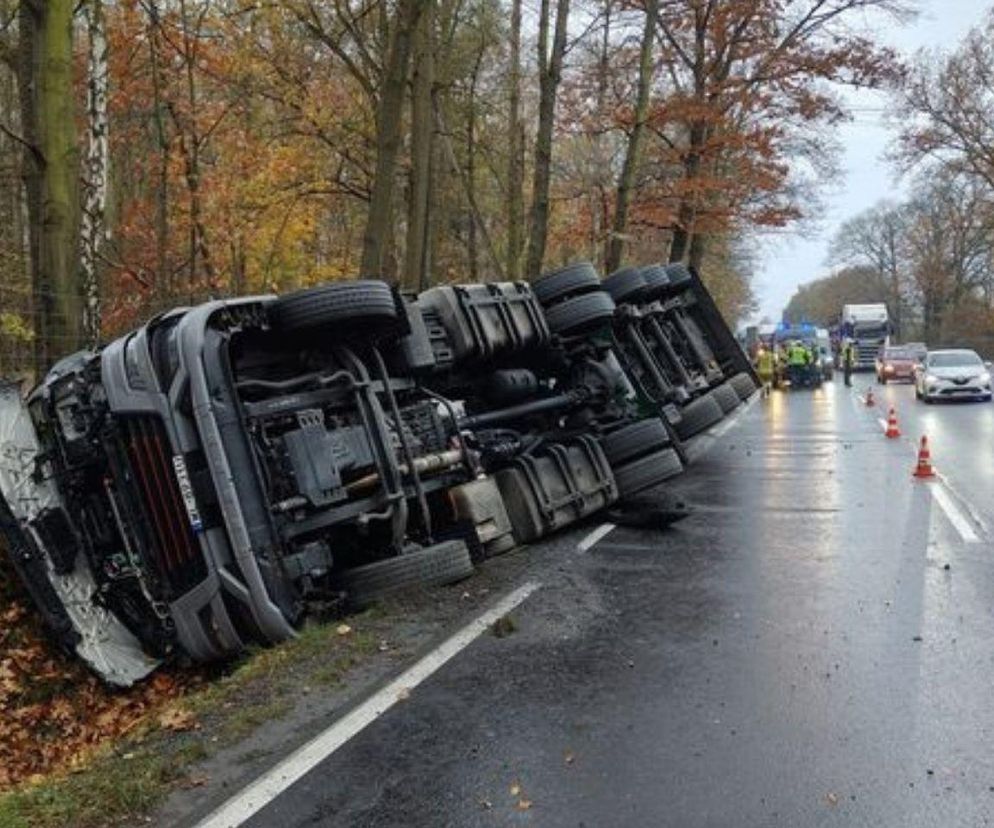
left=930, top=482, right=981, bottom=544
left=193, top=581, right=542, bottom=828
left=577, top=522, right=616, bottom=552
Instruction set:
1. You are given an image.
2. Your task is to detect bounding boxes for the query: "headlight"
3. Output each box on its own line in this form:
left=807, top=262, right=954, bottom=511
left=884, top=364, right=895, bottom=372
left=925, top=374, right=939, bottom=384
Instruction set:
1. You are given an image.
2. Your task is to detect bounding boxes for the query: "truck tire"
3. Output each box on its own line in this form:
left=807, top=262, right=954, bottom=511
left=269, top=280, right=398, bottom=336
left=675, top=393, right=723, bottom=440
left=340, top=541, right=474, bottom=609
left=728, top=371, right=757, bottom=400
left=639, top=265, right=670, bottom=300
left=613, top=448, right=683, bottom=497
left=602, top=266, right=646, bottom=305
left=664, top=263, right=693, bottom=290
left=532, top=262, right=601, bottom=306
left=544, top=291, right=616, bottom=335
left=711, top=382, right=741, bottom=414
left=600, top=418, right=671, bottom=466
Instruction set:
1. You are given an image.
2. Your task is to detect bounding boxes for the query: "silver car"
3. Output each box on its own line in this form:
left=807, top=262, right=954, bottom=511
left=915, top=349, right=992, bottom=403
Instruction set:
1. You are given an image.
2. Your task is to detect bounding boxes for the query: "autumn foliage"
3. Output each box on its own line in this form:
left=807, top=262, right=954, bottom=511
left=0, top=556, right=189, bottom=790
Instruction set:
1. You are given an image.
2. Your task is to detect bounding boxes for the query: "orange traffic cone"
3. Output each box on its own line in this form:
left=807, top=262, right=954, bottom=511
left=913, top=435, right=936, bottom=479
left=865, top=388, right=875, bottom=407
left=885, top=407, right=901, bottom=438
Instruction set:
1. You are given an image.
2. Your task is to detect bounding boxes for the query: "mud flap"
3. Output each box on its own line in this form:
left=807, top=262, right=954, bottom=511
left=0, top=382, right=159, bottom=686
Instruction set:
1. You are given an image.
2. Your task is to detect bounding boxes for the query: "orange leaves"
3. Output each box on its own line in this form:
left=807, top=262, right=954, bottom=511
left=157, top=706, right=199, bottom=733
left=0, top=558, right=192, bottom=791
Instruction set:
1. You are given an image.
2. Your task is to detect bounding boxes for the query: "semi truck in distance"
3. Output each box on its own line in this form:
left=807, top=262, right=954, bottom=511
left=840, top=303, right=890, bottom=370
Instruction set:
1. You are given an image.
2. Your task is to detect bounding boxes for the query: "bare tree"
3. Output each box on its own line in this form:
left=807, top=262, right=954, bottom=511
left=829, top=202, right=908, bottom=336
left=605, top=0, right=656, bottom=273
left=524, top=0, right=571, bottom=280
left=360, top=0, right=429, bottom=278
left=506, top=0, right=523, bottom=280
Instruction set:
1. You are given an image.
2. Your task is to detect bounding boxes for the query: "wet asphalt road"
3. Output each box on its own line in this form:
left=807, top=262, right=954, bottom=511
left=215, top=376, right=994, bottom=827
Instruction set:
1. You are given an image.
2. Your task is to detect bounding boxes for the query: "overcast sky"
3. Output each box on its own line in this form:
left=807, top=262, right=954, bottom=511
left=750, top=0, right=992, bottom=324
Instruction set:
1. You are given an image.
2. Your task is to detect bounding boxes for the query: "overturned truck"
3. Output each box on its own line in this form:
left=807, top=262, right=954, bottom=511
left=0, top=263, right=757, bottom=685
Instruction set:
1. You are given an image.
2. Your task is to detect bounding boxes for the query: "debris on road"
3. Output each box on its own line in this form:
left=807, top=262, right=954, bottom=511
left=492, top=614, right=518, bottom=639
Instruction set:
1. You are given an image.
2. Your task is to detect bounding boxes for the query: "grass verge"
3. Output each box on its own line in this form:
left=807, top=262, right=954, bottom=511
left=0, top=614, right=382, bottom=828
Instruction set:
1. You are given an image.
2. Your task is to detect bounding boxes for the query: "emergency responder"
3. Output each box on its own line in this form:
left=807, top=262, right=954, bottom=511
left=843, top=341, right=855, bottom=387
left=786, top=339, right=808, bottom=385
left=756, top=345, right=775, bottom=389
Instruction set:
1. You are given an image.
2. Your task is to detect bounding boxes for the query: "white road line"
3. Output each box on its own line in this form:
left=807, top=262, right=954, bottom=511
left=194, top=581, right=542, bottom=828
left=577, top=522, right=616, bottom=551
left=935, top=470, right=990, bottom=534
left=930, top=483, right=981, bottom=544
left=877, top=418, right=888, bottom=432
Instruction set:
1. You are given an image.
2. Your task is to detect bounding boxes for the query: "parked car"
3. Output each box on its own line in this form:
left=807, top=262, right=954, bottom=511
left=0, top=265, right=756, bottom=684
left=903, top=342, right=928, bottom=363
left=915, top=349, right=993, bottom=403
left=876, top=346, right=918, bottom=383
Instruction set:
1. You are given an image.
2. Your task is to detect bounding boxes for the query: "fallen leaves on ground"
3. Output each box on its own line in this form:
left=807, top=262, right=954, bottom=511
left=0, top=557, right=194, bottom=791
left=158, top=706, right=199, bottom=733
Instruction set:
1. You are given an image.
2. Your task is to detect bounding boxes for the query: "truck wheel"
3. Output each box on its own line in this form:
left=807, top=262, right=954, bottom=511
left=340, top=541, right=474, bottom=609
left=728, top=372, right=757, bottom=400
left=269, top=280, right=398, bottom=336
left=663, top=263, right=693, bottom=290
left=613, top=448, right=683, bottom=497
left=639, top=265, right=670, bottom=300
left=544, top=291, right=616, bottom=335
left=711, top=382, right=741, bottom=414
left=601, top=266, right=647, bottom=305
left=532, top=262, right=601, bottom=306
left=600, top=418, right=670, bottom=466
left=675, top=393, right=724, bottom=439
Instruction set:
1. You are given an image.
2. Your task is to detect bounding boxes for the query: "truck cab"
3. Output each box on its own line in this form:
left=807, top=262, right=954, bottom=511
left=841, top=303, right=889, bottom=370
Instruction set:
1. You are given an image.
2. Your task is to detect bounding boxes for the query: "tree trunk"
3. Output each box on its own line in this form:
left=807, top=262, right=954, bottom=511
left=360, top=0, right=427, bottom=279
left=524, top=0, right=570, bottom=280
left=146, top=2, right=170, bottom=305
left=177, top=0, right=215, bottom=299
left=593, top=0, right=612, bottom=268
left=688, top=228, right=706, bottom=271
left=669, top=121, right=706, bottom=264
left=19, top=0, right=81, bottom=374
left=505, top=0, right=523, bottom=281
left=605, top=0, right=655, bottom=273
left=466, top=43, right=484, bottom=282
left=435, top=101, right=505, bottom=280
left=404, top=0, right=434, bottom=291
left=81, top=0, right=108, bottom=345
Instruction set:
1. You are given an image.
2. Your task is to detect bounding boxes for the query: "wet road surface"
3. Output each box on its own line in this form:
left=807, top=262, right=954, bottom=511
left=193, top=376, right=994, bottom=827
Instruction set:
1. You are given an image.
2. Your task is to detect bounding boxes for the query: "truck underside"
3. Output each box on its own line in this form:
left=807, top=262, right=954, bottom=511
left=0, top=263, right=758, bottom=685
